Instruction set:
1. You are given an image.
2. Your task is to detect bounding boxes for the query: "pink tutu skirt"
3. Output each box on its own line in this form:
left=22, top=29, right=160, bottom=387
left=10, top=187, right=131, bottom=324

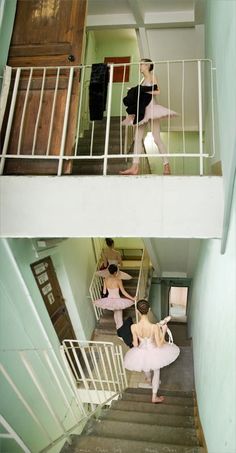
left=122, top=99, right=177, bottom=127
left=124, top=338, right=180, bottom=372
left=94, top=288, right=134, bottom=311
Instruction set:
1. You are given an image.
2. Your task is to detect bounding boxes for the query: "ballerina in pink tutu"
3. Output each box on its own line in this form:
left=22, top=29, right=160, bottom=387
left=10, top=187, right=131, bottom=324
left=96, top=238, right=132, bottom=280
left=124, top=299, right=180, bottom=403
left=120, top=58, right=177, bottom=176
left=93, top=264, right=135, bottom=329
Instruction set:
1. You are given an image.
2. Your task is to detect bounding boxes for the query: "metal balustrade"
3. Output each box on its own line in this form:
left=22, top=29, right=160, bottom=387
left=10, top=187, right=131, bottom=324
left=0, top=59, right=216, bottom=176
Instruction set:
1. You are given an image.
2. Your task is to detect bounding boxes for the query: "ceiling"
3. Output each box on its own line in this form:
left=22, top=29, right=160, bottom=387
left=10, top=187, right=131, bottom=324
left=146, top=238, right=202, bottom=278
left=87, top=0, right=205, bottom=29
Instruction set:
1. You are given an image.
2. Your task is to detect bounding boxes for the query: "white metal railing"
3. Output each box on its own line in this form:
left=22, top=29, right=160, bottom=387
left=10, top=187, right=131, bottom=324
left=0, top=415, right=31, bottom=453
left=0, top=340, right=127, bottom=453
left=61, top=339, right=127, bottom=409
left=134, top=247, right=151, bottom=322
left=0, top=59, right=216, bottom=176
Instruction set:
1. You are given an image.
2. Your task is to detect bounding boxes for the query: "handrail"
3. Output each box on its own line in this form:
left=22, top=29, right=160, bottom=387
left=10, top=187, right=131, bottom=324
left=0, top=59, right=216, bottom=176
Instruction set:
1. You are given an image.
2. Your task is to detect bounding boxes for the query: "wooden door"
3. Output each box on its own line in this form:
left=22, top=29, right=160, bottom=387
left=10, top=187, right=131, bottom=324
left=31, top=256, right=76, bottom=342
left=3, top=0, right=87, bottom=175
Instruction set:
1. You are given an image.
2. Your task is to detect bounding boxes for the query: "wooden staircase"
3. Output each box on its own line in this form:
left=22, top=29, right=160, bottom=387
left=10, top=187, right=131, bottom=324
left=73, top=117, right=151, bottom=175
left=60, top=387, right=205, bottom=453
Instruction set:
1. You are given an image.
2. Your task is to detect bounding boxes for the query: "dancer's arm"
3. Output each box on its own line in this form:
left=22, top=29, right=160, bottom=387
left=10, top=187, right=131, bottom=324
left=118, top=280, right=135, bottom=301
left=131, top=324, right=139, bottom=347
left=154, top=324, right=165, bottom=347
left=103, top=279, right=107, bottom=295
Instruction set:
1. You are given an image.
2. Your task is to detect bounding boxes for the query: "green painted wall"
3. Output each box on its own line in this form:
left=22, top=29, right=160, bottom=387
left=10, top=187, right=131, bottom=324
left=85, top=29, right=140, bottom=117
left=0, top=239, right=83, bottom=453
left=188, top=4, right=236, bottom=450
left=145, top=131, right=209, bottom=176
left=205, top=0, right=236, bottom=212
left=188, top=181, right=236, bottom=453
left=55, top=238, right=97, bottom=340
left=0, top=0, right=16, bottom=81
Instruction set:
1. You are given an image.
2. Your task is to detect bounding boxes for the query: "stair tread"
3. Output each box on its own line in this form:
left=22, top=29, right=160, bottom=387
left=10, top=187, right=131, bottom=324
left=88, top=418, right=199, bottom=446
left=112, top=399, right=194, bottom=415
left=101, top=408, right=195, bottom=427
left=121, top=393, right=194, bottom=406
left=124, top=387, right=194, bottom=398
left=61, top=434, right=202, bottom=453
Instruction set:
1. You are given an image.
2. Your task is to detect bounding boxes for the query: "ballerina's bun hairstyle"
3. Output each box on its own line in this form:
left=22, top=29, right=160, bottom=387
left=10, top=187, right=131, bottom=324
left=141, top=58, right=154, bottom=72
left=105, top=238, right=114, bottom=247
left=137, top=299, right=150, bottom=314
left=108, top=264, right=118, bottom=274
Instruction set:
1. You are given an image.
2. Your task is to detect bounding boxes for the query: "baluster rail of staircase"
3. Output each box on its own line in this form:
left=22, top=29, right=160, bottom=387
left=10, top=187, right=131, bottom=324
left=134, top=247, right=151, bottom=322
left=0, top=59, right=216, bottom=176
left=0, top=340, right=127, bottom=453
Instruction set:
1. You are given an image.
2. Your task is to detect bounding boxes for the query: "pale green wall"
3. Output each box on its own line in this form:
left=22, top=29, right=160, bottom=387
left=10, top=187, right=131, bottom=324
left=55, top=238, right=97, bottom=340
left=0, top=0, right=16, bottom=80
left=145, top=131, right=209, bottom=175
left=205, top=0, right=236, bottom=175
left=0, top=239, right=82, bottom=453
left=188, top=181, right=236, bottom=453
left=85, top=29, right=140, bottom=117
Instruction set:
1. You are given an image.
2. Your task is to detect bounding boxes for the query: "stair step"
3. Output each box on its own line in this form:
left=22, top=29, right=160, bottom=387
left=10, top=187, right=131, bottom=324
left=87, top=419, right=199, bottom=447
left=125, top=387, right=194, bottom=398
left=100, top=408, right=195, bottom=428
left=112, top=399, right=194, bottom=416
left=121, top=392, right=194, bottom=407
left=62, top=434, right=203, bottom=453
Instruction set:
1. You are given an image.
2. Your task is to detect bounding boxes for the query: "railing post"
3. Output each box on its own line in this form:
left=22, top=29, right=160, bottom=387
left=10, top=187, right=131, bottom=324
left=57, top=67, right=74, bottom=176
left=0, top=68, right=21, bottom=175
left=103, top=64, right=114, bottom=176
left=198, top=60, right=204, bottom=175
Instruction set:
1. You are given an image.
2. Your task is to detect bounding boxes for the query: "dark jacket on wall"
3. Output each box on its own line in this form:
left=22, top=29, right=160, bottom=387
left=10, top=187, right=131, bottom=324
left=123, top=84, right=158, bottom=124
left=89, top=63, right=109, bottom=121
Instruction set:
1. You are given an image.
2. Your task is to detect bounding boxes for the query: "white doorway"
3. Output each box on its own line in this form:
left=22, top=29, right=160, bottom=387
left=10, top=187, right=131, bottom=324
left=169, top=286, right=188, bottom=322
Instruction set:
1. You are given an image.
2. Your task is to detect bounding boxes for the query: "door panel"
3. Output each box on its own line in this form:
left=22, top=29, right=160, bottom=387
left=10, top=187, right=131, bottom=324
left=31, top=256, right=76, bottom=342
left=3, top=0, right=87, bottom=174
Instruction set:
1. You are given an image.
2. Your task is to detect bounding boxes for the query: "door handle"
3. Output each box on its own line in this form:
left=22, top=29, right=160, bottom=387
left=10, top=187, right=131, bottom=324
left=68, top=54, right=75, bottom=62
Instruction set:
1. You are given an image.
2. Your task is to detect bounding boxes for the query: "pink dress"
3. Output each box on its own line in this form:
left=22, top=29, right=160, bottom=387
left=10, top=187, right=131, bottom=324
left=122, top=83, right=177, bottom=127
left=124, top=335, right=180, bottom=372
left=93, top=287, right=134, bottom=311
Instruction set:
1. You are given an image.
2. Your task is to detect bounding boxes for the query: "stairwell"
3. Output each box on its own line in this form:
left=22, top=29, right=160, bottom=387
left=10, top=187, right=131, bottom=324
left=60, top=385, right=204, bottom=453
left=72, top=117, right=151, bottom=175
left=60, top=253, right=206, bottom=453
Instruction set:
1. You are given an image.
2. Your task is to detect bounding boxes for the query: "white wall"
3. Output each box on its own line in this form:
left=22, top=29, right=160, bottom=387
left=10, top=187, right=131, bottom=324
left=0, top=176, right=223, bottom=238
left=146, top=25, right=205, bottom=131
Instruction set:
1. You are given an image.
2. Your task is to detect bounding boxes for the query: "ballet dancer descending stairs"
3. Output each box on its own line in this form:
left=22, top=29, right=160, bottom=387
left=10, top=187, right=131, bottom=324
left=60, top=264, right=206, bottom=452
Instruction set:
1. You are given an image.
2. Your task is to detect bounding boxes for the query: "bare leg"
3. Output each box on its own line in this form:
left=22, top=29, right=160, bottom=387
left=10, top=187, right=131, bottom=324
left=114, top=310, right=123, bottom=329
left=120, top=124, right=145, bottom=175
left=151, top=369, right=165, bottom=403
left=152, top=119, right=171, bottom=175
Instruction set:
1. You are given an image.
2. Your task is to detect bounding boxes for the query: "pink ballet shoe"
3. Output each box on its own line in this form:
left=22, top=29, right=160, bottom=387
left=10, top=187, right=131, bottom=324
left=163, top=163, right=171, bottom=175
left=159, top=315, right=171, bottom=326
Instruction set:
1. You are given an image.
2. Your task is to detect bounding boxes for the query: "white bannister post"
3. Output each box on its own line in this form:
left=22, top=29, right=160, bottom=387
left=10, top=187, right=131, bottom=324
left=103, top=64, right=114, bottom=176
left=57, top=67, right=74, bottom=176
left=0, top=68, right=21, bottom=175
left=198, top=60, right=204, bottom=175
